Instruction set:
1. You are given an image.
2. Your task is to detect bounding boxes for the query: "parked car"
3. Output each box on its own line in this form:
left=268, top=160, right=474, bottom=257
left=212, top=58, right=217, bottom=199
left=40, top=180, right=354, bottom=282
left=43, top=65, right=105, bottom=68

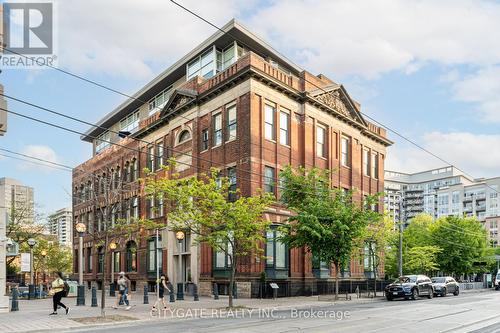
left=432, top=277, right=459, bottom=296
left=494, top=272, right=500, bottom=290
left=385, top=275, right=434, bottom=301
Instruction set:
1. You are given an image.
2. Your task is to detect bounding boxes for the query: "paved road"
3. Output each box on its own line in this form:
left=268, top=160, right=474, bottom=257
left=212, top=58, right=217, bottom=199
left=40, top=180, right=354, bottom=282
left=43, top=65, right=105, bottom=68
left=64, top=291, right=500, bottom=333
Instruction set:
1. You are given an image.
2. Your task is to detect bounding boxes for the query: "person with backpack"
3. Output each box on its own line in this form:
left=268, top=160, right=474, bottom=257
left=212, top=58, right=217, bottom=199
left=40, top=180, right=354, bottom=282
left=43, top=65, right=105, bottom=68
left=49, top=271, right=69, bottom=315
left=114, top=272, right=131, bottom=310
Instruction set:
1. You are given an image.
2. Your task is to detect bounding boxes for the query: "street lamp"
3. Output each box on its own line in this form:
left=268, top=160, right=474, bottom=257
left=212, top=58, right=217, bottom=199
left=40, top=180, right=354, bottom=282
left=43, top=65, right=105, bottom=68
left=175, top=231, right=185, bottom=300
left=27, top=238, right=36, bottom=285
left=27, top=238, right=36, bottom=300
left=109, top=242, right=117, bottom=284
left=40, top=250, right=47, bottom=299
left=75, top=222, right=86, bottom=306
left=75, top=222, right=86, bottom=285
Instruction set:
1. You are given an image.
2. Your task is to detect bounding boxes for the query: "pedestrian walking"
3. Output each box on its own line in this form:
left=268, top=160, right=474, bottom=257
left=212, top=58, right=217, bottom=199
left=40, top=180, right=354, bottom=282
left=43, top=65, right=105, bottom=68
left=114, top=272, right=131, bottom=310
left=152, top=275, right=171, bottom=313
left=49, top=272, right=69, bottom=315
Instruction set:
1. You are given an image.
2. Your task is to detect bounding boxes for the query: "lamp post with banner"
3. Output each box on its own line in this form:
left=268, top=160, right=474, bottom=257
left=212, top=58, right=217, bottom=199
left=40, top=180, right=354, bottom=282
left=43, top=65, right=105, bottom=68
left=75, top=222, right=86, bottom=306
left=175, top=231, right=185, bottom=300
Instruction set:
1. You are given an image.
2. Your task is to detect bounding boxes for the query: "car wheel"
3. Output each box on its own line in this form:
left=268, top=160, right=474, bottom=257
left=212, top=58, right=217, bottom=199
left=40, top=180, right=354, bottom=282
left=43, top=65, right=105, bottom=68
left=411, top=288, right=419, bottom=300
left=453, top=287, right=459, bottom=296
left=442, top=288, right=447, bottom=297
left=386, top=295, right=393, bottom=301
left=428, top=289, right=433, bottom=299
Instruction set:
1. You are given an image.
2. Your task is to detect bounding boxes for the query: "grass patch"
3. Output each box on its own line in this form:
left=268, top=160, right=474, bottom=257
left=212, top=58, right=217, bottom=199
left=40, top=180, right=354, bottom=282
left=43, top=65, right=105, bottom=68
left=71, top=315, right=138, bottom=324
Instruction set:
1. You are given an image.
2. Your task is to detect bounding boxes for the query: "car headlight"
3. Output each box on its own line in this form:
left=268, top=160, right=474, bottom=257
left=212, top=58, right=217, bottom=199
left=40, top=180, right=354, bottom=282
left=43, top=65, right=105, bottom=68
left=403, top=286, right=411, bottom=291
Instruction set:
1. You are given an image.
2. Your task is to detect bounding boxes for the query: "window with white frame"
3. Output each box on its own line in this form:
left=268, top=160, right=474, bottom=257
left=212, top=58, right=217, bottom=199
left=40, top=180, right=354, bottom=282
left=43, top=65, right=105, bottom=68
left=279, top=111, right=289, bottom=145
left=156, top=143, right=164, bottom=170
left=132, top=197, right=139, bottom=219
left=201, top=129, right=209, bottom=151
left=96, top=131, right=110, bottom=153
left=226, top=105, right=237, bottom=141
left=363, top=149, right=370, bottom=176
left=147, top=146, right=155, bottom=171
left=316, top=125, right=326, bottom=158
left=264, top=104, right=276, bottom=140
left=119, top=111, right=140, bottom=133
left=213, top=113, right=222, bottom=146
left=264, top=166, right=275, bottom=194
left=148, top=87, right=172, bottom=116
left=371, top=152, right=379, bottom=179
left=341, top=136, right=350, bottom=167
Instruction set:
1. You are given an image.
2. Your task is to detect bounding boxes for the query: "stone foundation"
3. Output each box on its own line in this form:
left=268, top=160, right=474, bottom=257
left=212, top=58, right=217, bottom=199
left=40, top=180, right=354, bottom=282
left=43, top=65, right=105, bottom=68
left=199, top=281, right=213, bottom=297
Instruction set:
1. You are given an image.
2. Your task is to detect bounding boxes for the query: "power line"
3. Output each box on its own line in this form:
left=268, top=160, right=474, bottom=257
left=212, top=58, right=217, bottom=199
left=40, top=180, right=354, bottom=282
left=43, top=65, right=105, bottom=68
left=0, top=152, right=71, bottom=172
left=0, top=147, right=74, bottom=170
left=3, top=1, right=497, bottom=200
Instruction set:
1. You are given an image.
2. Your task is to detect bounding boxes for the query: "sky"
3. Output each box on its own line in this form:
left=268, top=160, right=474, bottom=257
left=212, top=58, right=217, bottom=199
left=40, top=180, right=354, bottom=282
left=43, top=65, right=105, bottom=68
left=1, top=0, right=500, bottom=218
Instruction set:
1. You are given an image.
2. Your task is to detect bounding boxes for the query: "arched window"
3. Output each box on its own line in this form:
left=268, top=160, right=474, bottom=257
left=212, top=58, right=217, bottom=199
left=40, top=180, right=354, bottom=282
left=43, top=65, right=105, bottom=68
left=126, top=241, right=137, bottom=272
left=178, top=130, right=191, bottom=144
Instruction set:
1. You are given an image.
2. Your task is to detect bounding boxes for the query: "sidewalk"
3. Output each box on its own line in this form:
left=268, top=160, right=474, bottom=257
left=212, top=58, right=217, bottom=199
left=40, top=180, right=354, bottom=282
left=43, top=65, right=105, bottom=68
left=0, top=290, right=377, bottom=333
left=1, top=288, right=495, bottom=332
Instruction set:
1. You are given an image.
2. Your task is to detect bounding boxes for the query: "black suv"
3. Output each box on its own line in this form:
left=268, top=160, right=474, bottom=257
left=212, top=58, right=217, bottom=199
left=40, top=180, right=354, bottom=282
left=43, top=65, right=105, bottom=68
left=385, top=275, right=434, bottom=301
left=432, top=276, right=459, bottom=296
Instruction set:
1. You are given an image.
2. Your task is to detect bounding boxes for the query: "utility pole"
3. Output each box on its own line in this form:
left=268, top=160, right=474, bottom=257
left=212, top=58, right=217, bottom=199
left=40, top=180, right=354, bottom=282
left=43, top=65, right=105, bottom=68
left=398, top=196, right=404, bottom=277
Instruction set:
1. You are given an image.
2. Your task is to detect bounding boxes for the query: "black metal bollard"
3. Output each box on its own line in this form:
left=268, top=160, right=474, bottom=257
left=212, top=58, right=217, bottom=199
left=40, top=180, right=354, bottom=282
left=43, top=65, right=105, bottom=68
left=76, top=285, right=85, bottom=306
left=91, top=287, right=98, bottom=307
left=193, top=284, right=199, bottom=301
left=176, top=283, right=184, bottom=301
left=169, top=283, right=175, bottom=303
left=233, top=282, right=238, bottom=299
left=11, top=288, right=19, bottom=311
left=28, top=284, right=35, bottom=300
left=109, top=283, right=115, bottom=297
left=143, top=285, right=149, bottom=304
left=213, top=283, right=219, bottom=300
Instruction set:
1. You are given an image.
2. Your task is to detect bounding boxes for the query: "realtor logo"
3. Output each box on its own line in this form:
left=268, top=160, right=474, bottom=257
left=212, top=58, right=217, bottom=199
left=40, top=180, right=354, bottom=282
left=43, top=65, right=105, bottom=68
left=1, top=1, right=57, bottom=68
left=3, top=2, right=53, bottom=54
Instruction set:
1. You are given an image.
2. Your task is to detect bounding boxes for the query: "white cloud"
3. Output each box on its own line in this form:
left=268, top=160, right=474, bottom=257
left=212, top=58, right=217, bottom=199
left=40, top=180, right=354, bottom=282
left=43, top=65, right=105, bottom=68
left=452, top=66, right=500, bottom=123
left=18, top=145, right=61, bottom=173
left=56, top=0, right=255, bottom=79
left=386, top=132, right=500, bottom=178
left=247, top=0, right=500, bottom=79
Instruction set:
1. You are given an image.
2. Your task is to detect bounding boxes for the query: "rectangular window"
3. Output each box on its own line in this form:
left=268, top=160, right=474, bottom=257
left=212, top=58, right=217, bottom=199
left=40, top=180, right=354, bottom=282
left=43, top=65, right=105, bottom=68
left=113, top=251, right=120, bottom=273
left=95, top=131, right=110, bottom=153
left=363, top=149, right=370, bottom=176
left=132, top=197, right=139, bottom=219
left=279, top=111, right=290, bottom=145
left=264, top=166, right=275, bottom=194
left=371, top=153, right=379, bottom=179
left=157, top=194, right=164, bottom=217
left=119, top=111, right=140, bottom=133
left=266, top=230, right=274, bottom=267
left=132, top=159, right=138, bottom=181
left=275, top=230, right=286, bottom=268
left=264, top=104, right=276, bottom=140
left=316, top=125, right=326, bottom=158
left=226, top=105, right=237, bottom=141
left=341, top=137, right=350, bottom=167
left=156, top=143, right=164, bottom=170
left=86, top=247, right=92, bottom=273
left=228, top=167, right=237, bottom=202
left=213, top=113, right=222, bottom=146
left=147, top=146, right=155, bottom=171
left=187, top=48, right=217, bottom=80
left=148, top=240, right=156, bottom=272
left=215, top=250, right=226, bottom=268
left=148, top=197, right=155, bottom=219
left=201, top=129, right=209, bottom=151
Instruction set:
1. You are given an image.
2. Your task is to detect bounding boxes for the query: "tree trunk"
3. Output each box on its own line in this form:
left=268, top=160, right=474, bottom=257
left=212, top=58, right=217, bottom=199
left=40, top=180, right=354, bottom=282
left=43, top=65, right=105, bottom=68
left=334, top=262, right=339, bottom=300
left=228, top=256, right=237, bottom=308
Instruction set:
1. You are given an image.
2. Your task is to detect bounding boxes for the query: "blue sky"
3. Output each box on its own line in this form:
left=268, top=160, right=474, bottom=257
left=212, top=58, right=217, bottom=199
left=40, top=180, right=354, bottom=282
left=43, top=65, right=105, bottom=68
left=1, top=0, right=500, bottom=218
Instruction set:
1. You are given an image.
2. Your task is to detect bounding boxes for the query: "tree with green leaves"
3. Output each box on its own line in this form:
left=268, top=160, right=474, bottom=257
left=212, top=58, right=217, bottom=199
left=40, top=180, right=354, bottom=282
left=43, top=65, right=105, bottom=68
left=144, top=161, right=274, bottom=308
left=19, top=236, right=72, bottom=283
left=430, top=216, right=491, bottom=277
left=404, top=246, right=441, bottom=274
left=81, top=167, right=164, bottom=317
left=279, top=165, right=382, bottom=299
left=361, top=214, right=396, bottom=296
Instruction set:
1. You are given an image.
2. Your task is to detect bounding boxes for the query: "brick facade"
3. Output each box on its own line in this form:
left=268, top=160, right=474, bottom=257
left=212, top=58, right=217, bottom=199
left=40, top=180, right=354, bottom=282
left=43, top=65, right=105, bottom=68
left=72, top=25, right=391, bottom=297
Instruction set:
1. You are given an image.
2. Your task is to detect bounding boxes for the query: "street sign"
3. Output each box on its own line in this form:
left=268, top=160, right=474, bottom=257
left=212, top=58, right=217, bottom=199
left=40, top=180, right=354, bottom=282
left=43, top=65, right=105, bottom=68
left=269, top=283, right=279, bottom=289
left=20, top=253, right=31, bottom=272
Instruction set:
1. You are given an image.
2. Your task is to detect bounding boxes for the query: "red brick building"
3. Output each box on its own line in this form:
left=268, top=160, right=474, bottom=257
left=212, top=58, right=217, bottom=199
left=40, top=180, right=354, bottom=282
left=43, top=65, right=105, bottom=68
left=72, top=19, right=392, bottom=297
